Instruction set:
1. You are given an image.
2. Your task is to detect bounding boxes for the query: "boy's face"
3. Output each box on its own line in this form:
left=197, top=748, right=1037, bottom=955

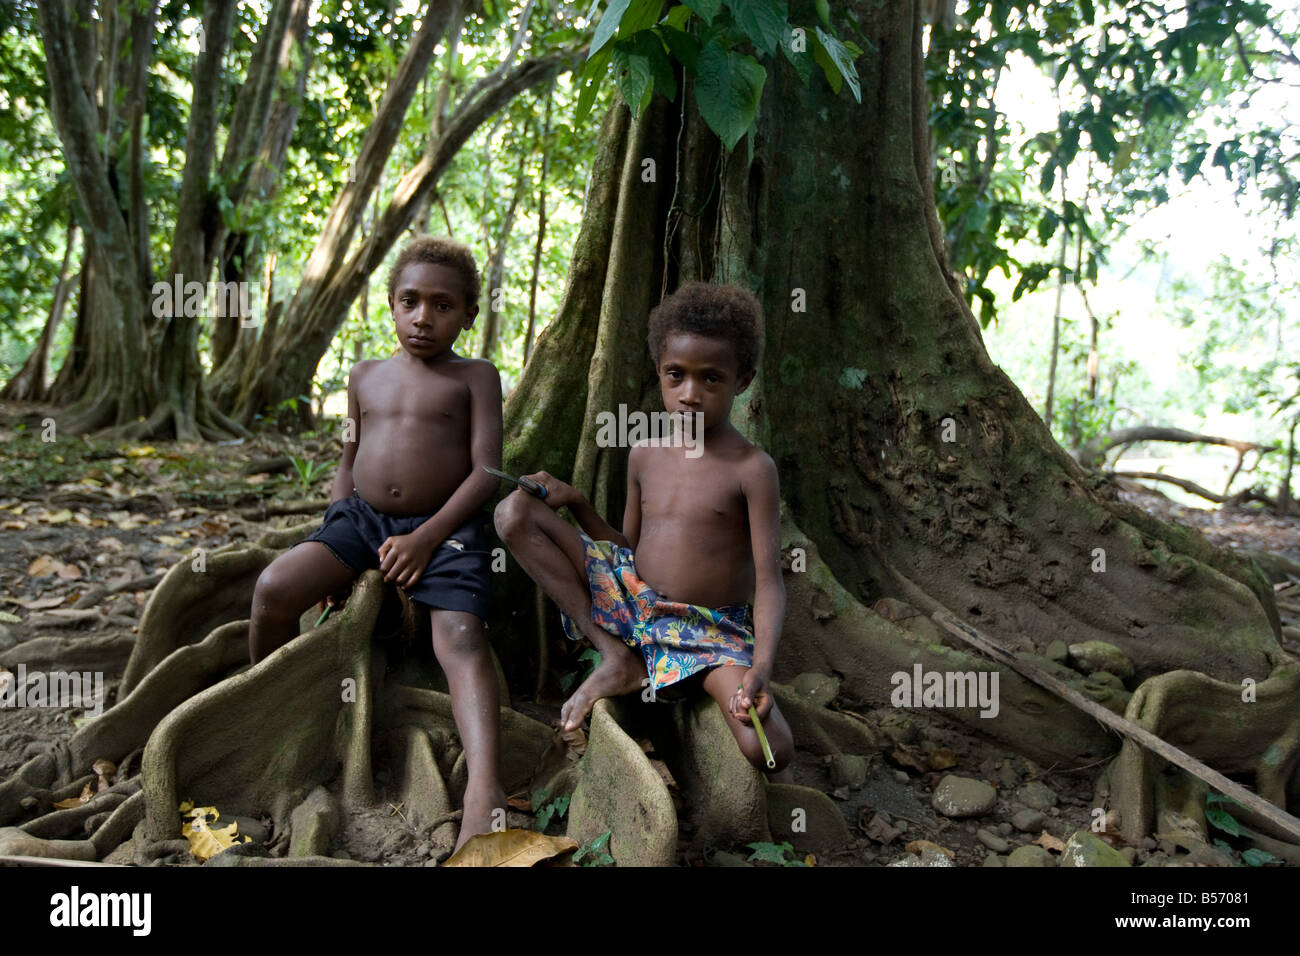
left=656, top=331, right=754, bottom=433
left=388, top=262, right=477, bottom=360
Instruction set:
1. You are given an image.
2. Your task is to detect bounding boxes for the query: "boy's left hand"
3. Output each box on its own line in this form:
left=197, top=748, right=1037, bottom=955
left=732, top=666, right=774, bottom=724
left=378, top=534, right=434, bottom=589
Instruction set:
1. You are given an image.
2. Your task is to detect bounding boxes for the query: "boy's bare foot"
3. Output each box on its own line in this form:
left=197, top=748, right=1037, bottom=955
left=559, top=652, right=646, bottom=731
left=456, top=780, right=507, bottom=851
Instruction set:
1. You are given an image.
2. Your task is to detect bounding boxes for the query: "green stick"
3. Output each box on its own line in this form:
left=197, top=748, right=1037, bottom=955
left=315, top=605, right=332, bottom=627
left=740, top=683, right=777, bottom=769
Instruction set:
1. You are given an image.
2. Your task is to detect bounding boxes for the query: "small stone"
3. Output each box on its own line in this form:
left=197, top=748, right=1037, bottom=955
left=892, top=770, right=910, bottom=784
left=1060, top=830, right=1130, bottom=867
left=1011, top=809, right=1045, bottom=832
left=423, top=858, right=439, bottom=867
left=889, top=845, right=955, bottom=868
left=831, top=785, right=851, bottom=800
left=228, top=815, right=269, bottom=846
left=1120, top=847, right=1138, bottom=864
left=829, top=754, right=869, bottom=789
left=1184, top=845, right=1235, bottom=867
left=1015, top=781, right=1058, bottom=811
left=1044, top=640, right=1069, bottom=665
left=879, top=713, right=918, bottom=746
left=996, top=822, right=1013, bottom=836
left=983, top=852, right=1005, bottom=867
left=1067, top=640, right=1135, bottom=680
left=789, top=672, right=840, bottom=707
left=976, top=828, right=1010, bottom=853
left=19, top=796, right=37, bottom=811
left=1086, top=671, right=1126, bottom=690
left=1140, top=836, right=1157, bottom=851
left=1006, top=845, right=1054, bottom=867
left=415, top=842, right=432, bottom=858
left=332, top=849, right=352, bottom=860
left=931, top=775, right=998, bottom=818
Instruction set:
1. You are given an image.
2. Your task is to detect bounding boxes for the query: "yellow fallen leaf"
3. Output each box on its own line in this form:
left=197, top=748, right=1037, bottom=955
left=180, top=805, right=250, bottom=861
left=0, top=611, right=20, bottom=623
left=804, top=853, right=817, bottom=866
left=43, top=509, right=74, bottom=524
left=1, top=520, right=27, bottom=530
left=124, top=446, right=156, bottom=458
left=442, top=829, right=578, bottom=867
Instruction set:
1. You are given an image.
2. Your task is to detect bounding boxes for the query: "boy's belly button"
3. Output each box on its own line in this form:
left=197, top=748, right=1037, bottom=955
left=388, top=485, right=402, bottom=498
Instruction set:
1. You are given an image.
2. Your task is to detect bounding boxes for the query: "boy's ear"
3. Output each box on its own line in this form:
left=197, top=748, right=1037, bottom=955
left=464, top=304, right=479, bottom=326
left=737, top=368, right=756, bottom=394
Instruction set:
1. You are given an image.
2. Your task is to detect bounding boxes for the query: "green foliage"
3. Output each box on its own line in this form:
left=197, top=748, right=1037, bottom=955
left=289, top=454, right=329, bottom=493
left=532, top=790, right=571, bottom=831
left=745, top=840, right=808, bottom=866
left=577, top=0, right=862, bottom=144
left=573, top=829, right=614, bottom=865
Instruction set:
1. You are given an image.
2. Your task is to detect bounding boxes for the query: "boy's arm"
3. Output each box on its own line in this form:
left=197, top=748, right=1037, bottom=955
left=329, top=364, right=366, bottom=503
left=379, top=362, right=503, bottom=588
left=521, top=456, right=630, bottom=549
left=736, top=451, right=784, bottom=723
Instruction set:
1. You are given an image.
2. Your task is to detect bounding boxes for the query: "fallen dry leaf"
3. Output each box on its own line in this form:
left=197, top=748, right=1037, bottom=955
left=26, top=555, right=82, bottom=580
left=93, top=758, right=116, bottom=792
left=860, top=810, right=904, bottom=844
left=1, top=520, right=27, bottom=530
left=9, top=595, right=65, bottom=610
left=442, top=829, right=578, bottom=867
left=888, top=745, right=928, bottom=774
left=904, top=839, right=954, bottom=859
left=506, top=795, right=532, bottom=812
left=927, top=747, right=959, bottom=770
left=1035, top=831, right=1066, bottom=853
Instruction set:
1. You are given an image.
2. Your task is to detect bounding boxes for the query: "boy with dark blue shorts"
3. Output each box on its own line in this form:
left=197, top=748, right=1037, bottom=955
left=248, top=236, right=505, bottom=848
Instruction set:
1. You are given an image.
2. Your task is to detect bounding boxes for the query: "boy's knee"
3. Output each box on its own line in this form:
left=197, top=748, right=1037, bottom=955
left=492, top=490, right=535, bottom=544
left=252, top=565, right=289, bottom=614
left=432, top=614, right=486, bottom=659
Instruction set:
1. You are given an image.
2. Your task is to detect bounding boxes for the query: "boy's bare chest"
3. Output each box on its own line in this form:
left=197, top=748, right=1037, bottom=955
left=358, top=368, right=469, bottom=426
left=639, top=457, right=747, bottom=527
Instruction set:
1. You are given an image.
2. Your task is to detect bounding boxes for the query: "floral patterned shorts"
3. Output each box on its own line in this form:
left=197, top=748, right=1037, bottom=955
left=561, top=532, right=755, bottom=696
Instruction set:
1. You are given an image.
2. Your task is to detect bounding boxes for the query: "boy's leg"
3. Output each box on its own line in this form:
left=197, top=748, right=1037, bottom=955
left=494, top=490, right=645, bottom=731
left=429, top=608, right=505, bottom=850
left=701, top=665, right=795, bottom=773
left=249, top=542, right=358, bottom=664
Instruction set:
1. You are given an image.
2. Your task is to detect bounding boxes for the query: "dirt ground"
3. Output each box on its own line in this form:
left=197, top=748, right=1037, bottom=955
left=2, top=404, right=1297, bottom=867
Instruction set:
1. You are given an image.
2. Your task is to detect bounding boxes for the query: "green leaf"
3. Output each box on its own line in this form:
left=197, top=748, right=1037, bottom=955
left=780, top=27, right=813, bottom=85
left=746, top=840, right=797, bottom=864
left=662, top=4, right=693, bottom=30
left=591, top=0, right=633, bottom=58
left=694, top=40, right=766, bottom=150
left=575, top=45, right=613, bottom=123
left=683, top=0, right=722, bottom=24
left=1242, top=847, right=1276, bottom=867
left=814, top=0, right=830, bottom=29
left=814, top=27, right=860, bottom=101
left=612, top=41, right=654, bottom=114
left=659, top=25, right=700, bottom=72
left=618, top=0, right=663, bottom=38
left=1205, top=806, right=1245, bottom=836
left=726, top=0, right=788, bottom=56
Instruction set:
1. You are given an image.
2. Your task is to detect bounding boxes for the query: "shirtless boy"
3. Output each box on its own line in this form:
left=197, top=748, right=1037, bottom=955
left=248, top=236, right=506, bottom=848
left=495, top=282, right=793, bottom=771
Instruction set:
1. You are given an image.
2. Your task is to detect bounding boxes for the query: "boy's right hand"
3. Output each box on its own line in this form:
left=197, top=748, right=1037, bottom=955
left=317, top=586, right=351, bottom=617
left=522, top=471, right=577, bottom=510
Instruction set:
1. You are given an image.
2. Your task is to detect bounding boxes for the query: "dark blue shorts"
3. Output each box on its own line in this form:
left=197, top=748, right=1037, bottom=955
left=299, top=491, right=493, bottom=621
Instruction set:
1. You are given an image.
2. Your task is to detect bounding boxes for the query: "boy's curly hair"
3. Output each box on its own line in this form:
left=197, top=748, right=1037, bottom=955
left=387, top=236, right=481, bottom=311
left=647, top=282, right=765, bottom=376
